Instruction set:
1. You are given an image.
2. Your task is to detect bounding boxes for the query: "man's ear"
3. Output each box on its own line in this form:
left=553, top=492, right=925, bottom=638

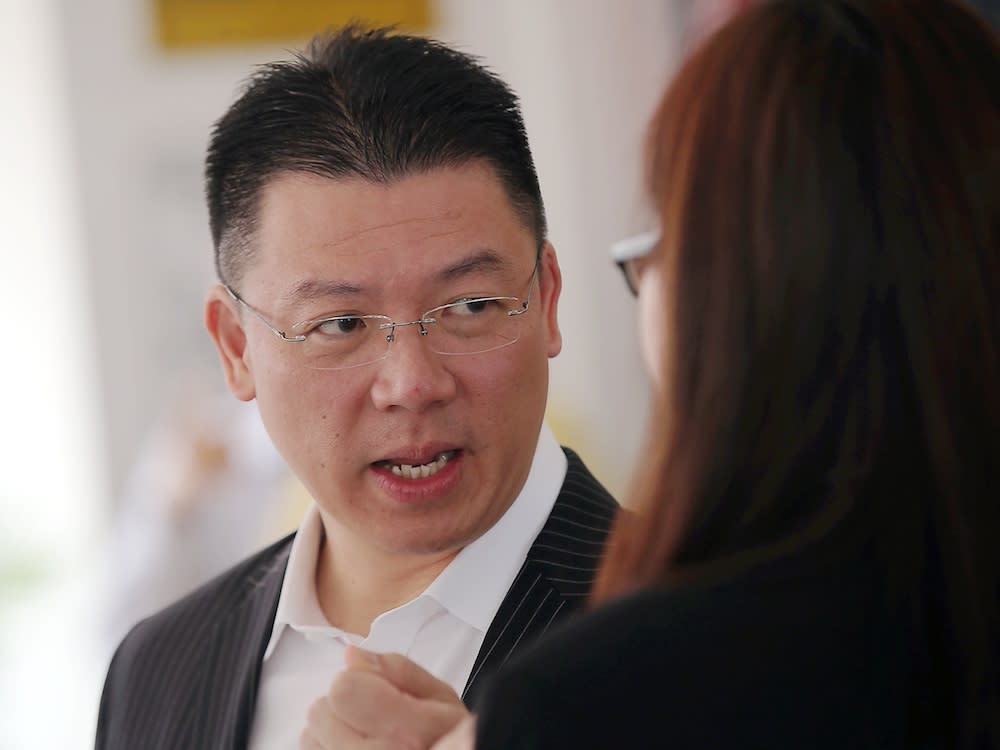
left=205, top=285, right=256, bottom=401
left=538, top=241, right=563, bottom=358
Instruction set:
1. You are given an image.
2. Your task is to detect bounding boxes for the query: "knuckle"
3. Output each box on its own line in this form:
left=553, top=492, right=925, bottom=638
left=327, top=671, right=355, bottom=703
left=384, top=727, right=424, bottom=750
left=378, top=651, right=408, bottom=676
left=305, top=696, right=326, bottom=722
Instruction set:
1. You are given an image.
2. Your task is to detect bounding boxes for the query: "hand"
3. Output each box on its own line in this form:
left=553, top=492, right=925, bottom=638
left=430, top=715, right=476, bottom=750
left=299, top=646, right=472, bottom=750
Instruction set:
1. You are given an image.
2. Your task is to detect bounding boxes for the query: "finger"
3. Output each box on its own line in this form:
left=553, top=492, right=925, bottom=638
left=327, top=669, right=398, bottom=733
left=343, top=645, right=383, bottom=675
left=299, top=732, right=328, bottom=750
left=327, top=669, right=470, bottom=746
left=300, top=695, right=368, bottom=750
left=328, top=669, right=409, bottom=732
left=345, top=647, right=458, bottom=703
left=430, top=715, right=477, bottom=750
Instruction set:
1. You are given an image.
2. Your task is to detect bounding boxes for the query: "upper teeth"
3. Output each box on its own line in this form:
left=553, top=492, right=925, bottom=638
left=390, top=452, right=451, bottom=479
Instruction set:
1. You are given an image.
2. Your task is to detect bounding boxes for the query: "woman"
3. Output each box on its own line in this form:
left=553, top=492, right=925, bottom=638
left=298, top=2, right=999, bottom=748
left=470, top=0, right=999, bottom=747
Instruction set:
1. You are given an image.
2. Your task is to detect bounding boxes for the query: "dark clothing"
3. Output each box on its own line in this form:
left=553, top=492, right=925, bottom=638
left=95, top=448, right=618, bottom=750
left=476, top=547, right=927, bottom=750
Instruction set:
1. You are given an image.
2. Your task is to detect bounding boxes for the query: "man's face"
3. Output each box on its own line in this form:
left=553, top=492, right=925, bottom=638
left=207, top=162, right=562, bottom=559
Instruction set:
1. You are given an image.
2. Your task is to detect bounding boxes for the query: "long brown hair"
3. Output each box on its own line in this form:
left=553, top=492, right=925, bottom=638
left=594, top=0, right=1000, bottom=743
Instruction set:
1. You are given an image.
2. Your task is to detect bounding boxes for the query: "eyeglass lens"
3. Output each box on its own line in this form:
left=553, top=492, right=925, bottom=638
left=302, top=296, right=526, bottom=370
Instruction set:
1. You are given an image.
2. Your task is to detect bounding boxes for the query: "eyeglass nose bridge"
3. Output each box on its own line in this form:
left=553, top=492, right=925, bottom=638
left=378, top=317, right=438, bottom=343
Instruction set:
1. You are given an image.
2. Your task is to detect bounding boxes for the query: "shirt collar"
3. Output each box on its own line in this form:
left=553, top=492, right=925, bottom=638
left=261, top=423, right=567, bottom=660
left=422, top=424, right=566, bottom=631
left=262, top=502, right=329, bottom=660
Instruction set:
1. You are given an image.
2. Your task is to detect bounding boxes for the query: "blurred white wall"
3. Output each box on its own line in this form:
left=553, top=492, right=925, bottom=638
left=1, top=1, right=108, bottom=747
left=59, top=0, right=293, bottom=503
left=2, top=0, right=681, bottom=746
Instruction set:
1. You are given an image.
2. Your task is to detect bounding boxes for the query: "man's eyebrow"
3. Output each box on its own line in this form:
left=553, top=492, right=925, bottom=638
left=279, top=250, right=512, bottom=305
left=436, top=250, right=511, bottom=282
left=281, top=279, right=364, bottom=305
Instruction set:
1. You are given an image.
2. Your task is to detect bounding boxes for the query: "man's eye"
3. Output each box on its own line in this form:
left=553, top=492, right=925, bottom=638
left=315, top=317, right=367, bottom=336
left=451, top=298, right=495, bottom=316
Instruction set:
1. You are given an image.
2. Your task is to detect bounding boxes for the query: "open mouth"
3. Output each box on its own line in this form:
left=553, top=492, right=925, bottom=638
left=374, top=450, right=460, bottom=480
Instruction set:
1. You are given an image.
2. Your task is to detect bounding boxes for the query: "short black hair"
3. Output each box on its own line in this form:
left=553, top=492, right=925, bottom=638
left=205, top=24, right=547, bottom=286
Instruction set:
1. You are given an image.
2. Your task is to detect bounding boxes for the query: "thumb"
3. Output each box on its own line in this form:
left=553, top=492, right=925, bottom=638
left=344, top=646, right=459, bottom=703
left=342, top=644, right=383, bottom=675
left=431, top=715, right=477, bottom=750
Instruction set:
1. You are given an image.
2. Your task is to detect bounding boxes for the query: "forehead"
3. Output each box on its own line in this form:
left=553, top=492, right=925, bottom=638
left=245, top=162, right=536, bottom=297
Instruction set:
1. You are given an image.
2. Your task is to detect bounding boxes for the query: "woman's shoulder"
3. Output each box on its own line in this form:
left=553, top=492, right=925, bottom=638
left=475, top=555, right=913, bottom=750
left=534, top=550, right=893, bottom=659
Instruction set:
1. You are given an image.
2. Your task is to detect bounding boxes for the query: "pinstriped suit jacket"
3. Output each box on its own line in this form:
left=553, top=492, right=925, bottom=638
left=95, top=448, right=618, bottom=750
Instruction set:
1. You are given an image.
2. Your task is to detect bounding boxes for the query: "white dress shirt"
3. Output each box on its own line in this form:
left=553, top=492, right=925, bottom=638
left=247, top=425, right=567, bottom=749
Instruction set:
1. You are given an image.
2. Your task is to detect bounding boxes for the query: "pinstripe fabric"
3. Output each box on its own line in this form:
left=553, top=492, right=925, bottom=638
left=96, top=534, right=292, bottom=750
left=461, top=448, right=619, bottom=707
left=95, top=447, right=617, bottom=749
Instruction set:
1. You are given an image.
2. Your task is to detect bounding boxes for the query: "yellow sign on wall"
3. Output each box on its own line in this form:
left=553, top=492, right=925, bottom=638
left=155, top=0, right=433, bottom=50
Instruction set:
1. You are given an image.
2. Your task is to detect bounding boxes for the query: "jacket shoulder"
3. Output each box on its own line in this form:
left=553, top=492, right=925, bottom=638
left=95, top=534, right=293, bottom=749
left=123, top=532, right=293, bottom=650
left=559, top=446, right=619, bottom=514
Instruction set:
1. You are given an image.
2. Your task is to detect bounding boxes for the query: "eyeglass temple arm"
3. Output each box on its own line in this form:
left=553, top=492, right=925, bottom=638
left=224, top=285, right=307, bottom=343
left=507, top=260, right=541, bottom=317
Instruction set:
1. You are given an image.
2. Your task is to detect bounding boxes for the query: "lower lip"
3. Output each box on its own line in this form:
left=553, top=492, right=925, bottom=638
left=370, top=452, right=464, bottom=504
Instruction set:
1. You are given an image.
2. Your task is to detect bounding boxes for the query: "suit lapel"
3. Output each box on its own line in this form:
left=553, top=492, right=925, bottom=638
left=462, top=448, right=618, bottom=706
left=186, top=542, right=289, bottom=750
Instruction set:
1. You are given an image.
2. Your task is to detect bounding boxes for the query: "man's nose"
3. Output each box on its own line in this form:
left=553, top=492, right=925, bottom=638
left=369, top=321, right=457, bottom=412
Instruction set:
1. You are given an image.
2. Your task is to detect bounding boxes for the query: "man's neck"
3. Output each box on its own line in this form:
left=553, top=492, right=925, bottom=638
left=314, top=519, right=459, bottom=637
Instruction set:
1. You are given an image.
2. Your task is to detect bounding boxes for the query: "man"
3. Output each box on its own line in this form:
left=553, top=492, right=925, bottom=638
left=95, top=24, right=618, bottom=750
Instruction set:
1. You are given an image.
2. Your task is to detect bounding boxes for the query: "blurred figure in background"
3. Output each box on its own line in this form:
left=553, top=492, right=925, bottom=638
left=303, top=1, right=1000, bottom=748
left=104, top=379, right=297, bottom=649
